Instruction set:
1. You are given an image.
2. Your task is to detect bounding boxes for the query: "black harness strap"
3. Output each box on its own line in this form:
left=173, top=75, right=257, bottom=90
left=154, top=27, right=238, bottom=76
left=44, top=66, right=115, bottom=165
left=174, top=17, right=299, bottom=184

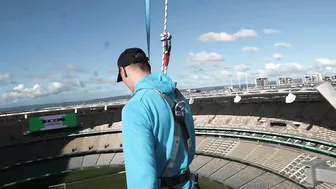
left=159, top=168, right=191, bottom=188
left=153, top=89, right=199, bottom=189
left=134, top=88, right=200, bottom=189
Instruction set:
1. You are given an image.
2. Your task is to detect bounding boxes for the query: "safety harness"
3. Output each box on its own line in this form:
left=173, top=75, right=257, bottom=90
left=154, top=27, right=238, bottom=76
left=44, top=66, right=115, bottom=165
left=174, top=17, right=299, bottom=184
left=135, top=88, right=200, bottom=189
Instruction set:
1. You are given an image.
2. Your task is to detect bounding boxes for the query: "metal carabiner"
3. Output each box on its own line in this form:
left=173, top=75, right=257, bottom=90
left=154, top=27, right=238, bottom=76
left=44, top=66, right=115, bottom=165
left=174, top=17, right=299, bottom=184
left=174, top=101, right=186, bottom=118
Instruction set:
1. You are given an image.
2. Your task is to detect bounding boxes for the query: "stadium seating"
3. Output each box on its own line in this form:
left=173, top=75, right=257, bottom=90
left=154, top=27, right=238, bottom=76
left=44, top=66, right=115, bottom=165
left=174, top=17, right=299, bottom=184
left=192, top=100, right=336, bottom=142
left=190, top=155, right=303, bottom=189
left=195, top=136, right=336, bottom=189
left=1, top=94, right=336, bottom=188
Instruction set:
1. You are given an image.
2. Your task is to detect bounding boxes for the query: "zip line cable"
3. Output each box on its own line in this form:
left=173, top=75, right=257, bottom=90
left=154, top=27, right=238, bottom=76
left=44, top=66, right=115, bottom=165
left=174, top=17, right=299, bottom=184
left=145, top=0, right=151, bottom=61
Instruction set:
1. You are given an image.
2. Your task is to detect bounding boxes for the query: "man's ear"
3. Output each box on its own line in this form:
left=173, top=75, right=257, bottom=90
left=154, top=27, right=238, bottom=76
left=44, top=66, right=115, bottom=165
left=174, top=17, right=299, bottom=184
left=120, top=67, right=127, bottom=78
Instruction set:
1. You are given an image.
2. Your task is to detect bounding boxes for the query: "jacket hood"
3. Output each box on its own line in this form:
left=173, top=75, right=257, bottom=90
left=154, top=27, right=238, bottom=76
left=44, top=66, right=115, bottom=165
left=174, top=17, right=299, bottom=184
left=133, top=72, right=176, bottom=95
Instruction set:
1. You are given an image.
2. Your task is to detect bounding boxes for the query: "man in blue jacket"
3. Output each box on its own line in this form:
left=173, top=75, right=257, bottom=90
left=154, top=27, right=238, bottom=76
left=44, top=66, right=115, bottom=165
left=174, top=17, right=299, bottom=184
left=116, top=47, right=198, bottom=189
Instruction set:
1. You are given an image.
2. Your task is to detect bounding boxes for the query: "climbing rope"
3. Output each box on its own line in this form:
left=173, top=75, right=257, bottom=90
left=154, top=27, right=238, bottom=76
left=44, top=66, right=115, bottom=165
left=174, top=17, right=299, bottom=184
left=145, top=0, right=171, bottom=74
left=160, top=0, right=171, bottom=74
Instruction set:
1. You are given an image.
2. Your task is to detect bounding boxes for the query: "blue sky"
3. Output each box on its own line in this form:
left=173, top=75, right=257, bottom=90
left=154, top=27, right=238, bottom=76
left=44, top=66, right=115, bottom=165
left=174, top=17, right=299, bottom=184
left=0, top=0, right=335, bottom=108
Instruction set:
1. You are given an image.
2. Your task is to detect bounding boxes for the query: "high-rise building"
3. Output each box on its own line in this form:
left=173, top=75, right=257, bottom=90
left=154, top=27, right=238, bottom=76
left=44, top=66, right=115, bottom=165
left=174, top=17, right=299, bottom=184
left=331, top=75, right=336, bottom=81
left=277, top=77, right=294, bottom=86
left=255, top=78, right=268, bottom=88
left=324, top=76, right=331, bottom=81
left=304, top=73, right=323, bottom=83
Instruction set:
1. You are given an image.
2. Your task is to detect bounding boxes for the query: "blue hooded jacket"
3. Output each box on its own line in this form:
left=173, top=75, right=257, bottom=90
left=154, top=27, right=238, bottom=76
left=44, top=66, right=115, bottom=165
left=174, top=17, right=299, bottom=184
left=121, top=72, right=196, bottom=189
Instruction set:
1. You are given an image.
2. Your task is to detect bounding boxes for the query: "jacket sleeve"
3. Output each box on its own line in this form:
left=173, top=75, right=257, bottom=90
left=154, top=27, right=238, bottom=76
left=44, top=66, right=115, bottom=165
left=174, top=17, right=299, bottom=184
left=121, top=101, right=157, bottom=189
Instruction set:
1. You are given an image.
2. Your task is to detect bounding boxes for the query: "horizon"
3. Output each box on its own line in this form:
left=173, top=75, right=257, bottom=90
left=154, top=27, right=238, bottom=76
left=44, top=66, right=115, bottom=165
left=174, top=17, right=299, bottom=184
left=0, top=78, right=313, bottom=111
left=1, top=0, right=335, bottom=108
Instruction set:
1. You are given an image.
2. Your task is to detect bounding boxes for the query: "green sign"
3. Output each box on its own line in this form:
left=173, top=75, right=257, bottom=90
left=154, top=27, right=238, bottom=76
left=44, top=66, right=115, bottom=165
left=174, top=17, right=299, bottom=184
left=29, top=113, right=77, bottom=132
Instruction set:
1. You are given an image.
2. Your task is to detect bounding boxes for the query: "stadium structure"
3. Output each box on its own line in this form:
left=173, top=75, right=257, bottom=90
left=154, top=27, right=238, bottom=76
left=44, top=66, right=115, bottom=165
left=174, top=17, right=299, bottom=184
left=0, top=82, right=336, bottom=189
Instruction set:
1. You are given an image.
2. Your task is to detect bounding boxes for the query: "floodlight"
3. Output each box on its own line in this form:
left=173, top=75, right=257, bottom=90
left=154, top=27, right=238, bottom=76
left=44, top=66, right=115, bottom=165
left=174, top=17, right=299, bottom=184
left=189, top=97, right=194, bottom=105
left=74, top=108, right=77, bottom=113
left=285, top=91, right=296, bottom=103
left=234, top=94, right=241, bottom=103
left=104, top=105, right=107, bottom=111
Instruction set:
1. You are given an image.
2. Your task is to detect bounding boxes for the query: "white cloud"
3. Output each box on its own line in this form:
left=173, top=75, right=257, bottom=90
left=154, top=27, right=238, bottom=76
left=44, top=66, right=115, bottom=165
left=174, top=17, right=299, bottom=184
left=188, top=51, right=224, bottom=61
left=0, top=73, right=11, bottom=81
left=7, top=84, right=44, bottom=101
left=263, top=53, right=284, bottom=62
left=259, top=62, right=306, bottom=78
left=263, top=29, right=280, bottom=35
left=1, top=80, right=84, bottom=104
left=199, top=32, right=235, bottom=42
left=315, top=59, right=336, bottom=74
left=274, top=42, right=291, bottom=48
left=234, top=64, right=249, bottom=72
left=242, top=46, right=259, bottom=52
left=48, top=81, right=81, bottom=94
left=91, top=71, right=104, bottom=82
left=315, top=58, right=336, bottom=67
left=232, top=29, right=258, bottom=38
left=0, top=73, right=18, bottom=86
left=325, top=67, right=333, bottom=71
left=221, top=69, right=232, bottom=77
left=199, top=29, right=257, bottom=42
left=66, top=64, right=85, bottom=72
left=272, top=53, right=284, bottom=60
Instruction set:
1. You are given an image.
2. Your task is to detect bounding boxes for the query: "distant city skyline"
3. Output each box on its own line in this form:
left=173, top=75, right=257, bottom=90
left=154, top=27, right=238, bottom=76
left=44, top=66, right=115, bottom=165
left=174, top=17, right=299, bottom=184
left=1, top=0, right=336, bottom=108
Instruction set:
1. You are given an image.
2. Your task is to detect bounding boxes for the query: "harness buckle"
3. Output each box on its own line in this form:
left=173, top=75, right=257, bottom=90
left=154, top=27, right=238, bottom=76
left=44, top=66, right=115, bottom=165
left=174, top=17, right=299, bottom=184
left=187, top=138, right=192, bottom=149
left=190, top=173, right=199, bottom=184
left=174, top=101, right=185, bottom=120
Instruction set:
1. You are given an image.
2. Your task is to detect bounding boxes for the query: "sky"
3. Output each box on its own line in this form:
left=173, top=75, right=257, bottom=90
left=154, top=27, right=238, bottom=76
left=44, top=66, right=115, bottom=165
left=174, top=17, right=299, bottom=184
left=0, top=0, right=336, bottom=108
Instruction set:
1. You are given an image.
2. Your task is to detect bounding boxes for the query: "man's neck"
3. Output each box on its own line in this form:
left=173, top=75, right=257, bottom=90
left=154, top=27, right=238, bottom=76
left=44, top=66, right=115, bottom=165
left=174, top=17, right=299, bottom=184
left=134, top=72, right=150, bottom=83
left=131, top=72, right=150, bottom=92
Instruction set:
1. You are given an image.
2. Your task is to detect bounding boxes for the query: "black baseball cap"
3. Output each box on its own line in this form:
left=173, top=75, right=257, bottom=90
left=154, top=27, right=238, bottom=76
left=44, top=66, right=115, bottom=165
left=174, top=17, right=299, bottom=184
left=116, top=48, right=150, bottom=82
